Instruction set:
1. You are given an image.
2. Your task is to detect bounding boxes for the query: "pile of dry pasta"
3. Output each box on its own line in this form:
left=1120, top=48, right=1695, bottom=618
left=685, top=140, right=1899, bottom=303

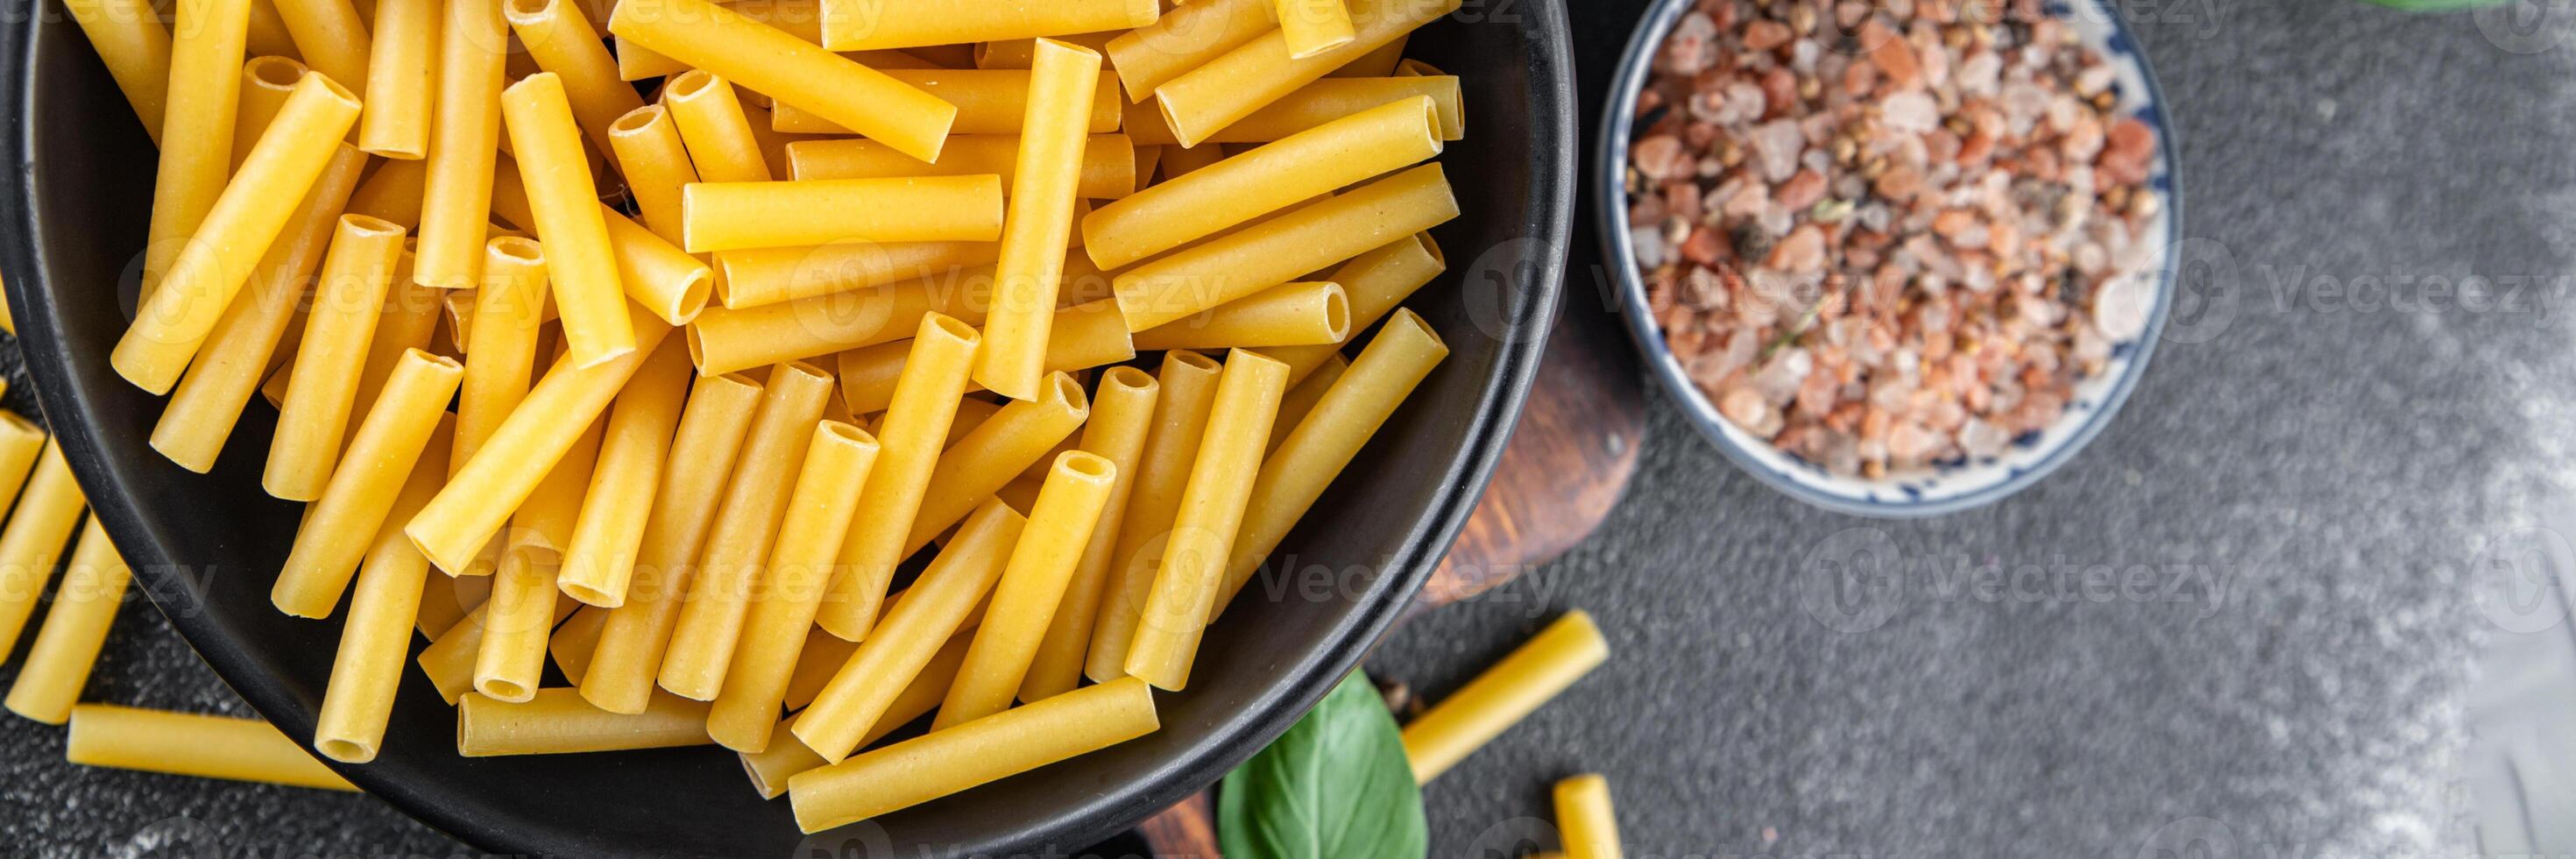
left=55, top=0, right=1470, bottom=834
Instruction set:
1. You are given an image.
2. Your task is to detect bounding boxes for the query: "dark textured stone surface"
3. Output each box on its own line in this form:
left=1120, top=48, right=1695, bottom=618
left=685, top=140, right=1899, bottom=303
left=4, top=0, right=2567, bottom=855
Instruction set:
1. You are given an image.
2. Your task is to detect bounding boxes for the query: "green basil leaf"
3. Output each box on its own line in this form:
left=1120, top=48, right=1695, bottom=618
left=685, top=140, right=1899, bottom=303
left=2357, top=0, right=2511, bottom=10
left=1218, top=671, right=1427, bottom=859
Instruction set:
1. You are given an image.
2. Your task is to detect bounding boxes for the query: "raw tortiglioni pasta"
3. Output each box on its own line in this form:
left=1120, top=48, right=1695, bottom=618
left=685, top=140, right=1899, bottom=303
left=67, top=706, right=357, bottom=792
left=974, top=39, right=1103, bottom=401
left=812, top=315, right=985, bottom=640
left=4, top=521, right=131, bottom=725
left=1124, top=350, right=1291, bottom=690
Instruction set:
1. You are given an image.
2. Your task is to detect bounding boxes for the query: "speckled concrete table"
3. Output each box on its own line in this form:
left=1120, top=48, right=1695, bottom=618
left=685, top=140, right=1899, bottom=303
left=5, top=0, right=2569, bottom=855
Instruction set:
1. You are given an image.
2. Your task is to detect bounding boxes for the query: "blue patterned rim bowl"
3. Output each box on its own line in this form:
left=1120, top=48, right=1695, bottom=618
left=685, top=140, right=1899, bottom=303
left=1595, top=0, right=2183, bottom=518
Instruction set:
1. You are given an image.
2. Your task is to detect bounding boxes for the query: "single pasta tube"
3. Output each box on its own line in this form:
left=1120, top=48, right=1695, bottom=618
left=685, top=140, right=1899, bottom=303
left=151, top=147, right=369, bottom=473
left=356, top=0, right=435, bottom=157
left=475, top=545, right=568, bottom=703
left=406, top=309, right=675, bottom=575
left=1260, top=231, right=1444, bottom=383
left=679, top=175, right=1003, bottom=253
left=345, top=157, right=428, bottom=229
left=662, top=70, right=773, bottom=183
left=456, top=688, right=713, bottom=756
left=310, top=424, right=453, bottom=763
left=1401, top=610, right=1610, bottom=783
left=0, top=444, right=88, bottom=657
left=742, top=630, right=970, bottom=799
left=894, top=373, right=1091, bottom=557
left=139, top=0, right=254, bottom=295
left=1154, top=0, right=1460, bottom=147
left=716, top=240, right=1000, bottom=311
left=1084, top=95, right=1440, bottom=270
left=272, top=351, right=467, bottom=617
left=504, top=0, right=641, bottom=154
left=812, top=0, right=1155, bottom=52
left=67, top=706, right=357, bottom=792
left=413, top=0, right=508, bottom=289
left=1018, top=368, right=1157, bottom=702
left=4, top=520, right=131, bottom=724
left=264, top=214, right=407, bottom=500
left=795, top=500, right=1025, bottom=763
left=1123, top=75, right=1465, bottom=146
left=974, top=39, right=1103, bottom=401
left=765, top=69, right=1118, bottom=137
left=0, top=414, right=50, bottom=520
left=508, top=408, right=609, bottom=562
left=1132, top=280, right=1350, bottom=351
left=503, top=73, right=635, bottom=367
left=416, top=593, right=579, bottom=703
left=455, top=238, right=550, bottom=474
left=810, top=315, right=984, bottom=641
left=936, top=452, right=1117, bottom=728
left=684, top=266, right=994, bottom=377
left=1268, top=353, right=1348, bottom=453
left=550, top=605, right=608, bottom=682
left=488, top=157, right=714, bottom=325
left=1104, top=0, right=1274, bottom=102
left=607, top=105, right=700, bottom=245
left=577, top=371, right=766, bottom=713
left=114, top=73, right=363, bottom=394
left=557, top=340, right=694, bottom=607
left=1124, top=350, right=1289, bottom=690
left=1276, top=0, right=1355, bottom=59
left=1085, top=351, right=1221, bottom=682
left=704, top=422, right=882, bottom=751
left=230, top=57, right=307, bottom=171
left=269, top=0, right=370, bottom=91
left=1217, top=309, right=1445, bottom=610
left=789, top=677, right=1158, bottom=832
left=62, top=0, right=172, bottom=142
left=1554, top=773, right=1624, bottom=859
left=1112, top=162, right=1458, bottom=330
left=788, top=134, right=1136, bottom=200
left=607, top=0, right=957, bottom=161
left=837, top=300, right=1133, bottom=413
left=659, top=360, right=838, bottom=699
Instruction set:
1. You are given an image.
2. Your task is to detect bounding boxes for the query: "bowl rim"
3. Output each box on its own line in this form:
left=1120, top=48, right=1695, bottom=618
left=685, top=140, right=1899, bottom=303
left=0, top=4, right=1579, bottom=854
left=1591, top=0, right=2184, bottom=519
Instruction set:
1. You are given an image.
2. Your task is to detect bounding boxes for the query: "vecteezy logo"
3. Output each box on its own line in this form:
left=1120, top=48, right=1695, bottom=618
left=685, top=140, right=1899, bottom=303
left=2469, top=525, right=2573, bottom=635
left=2160, top=236, right=2240, bottom=345
left=1797, top=526, right=1906, bottom=634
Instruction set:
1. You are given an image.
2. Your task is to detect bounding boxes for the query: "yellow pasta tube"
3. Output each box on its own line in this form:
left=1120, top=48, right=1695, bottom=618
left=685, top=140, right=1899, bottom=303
left=834, top=300, right=1130, bottom=414
left=686, top=265, right=990, bottom=377
left=139, top=0, right=254, bottom=295
left=680, top=176, right=1002, bottom=254
left=456, top=238, right=550, bottom=473
left=662, top=71, right=771, bottom=183
left=249, top=0, right=302, bottom=58
left=789, top=676, right=1157, bottom=832
left=0, top=451, right=90, bottom=658
left=974, top=39, right=1101, bottom=401
left=607, top=105, right=699, bottom=244
left=407, top=310, right=675, bottom=574
left=704, top=422, right=883, bottom=751
left=0, top=415, right=50, bottom=521
left=895, top=373, right=1091, bottom=557
left=1114, top=162, right=1456, bottom=330
left=66, top=706, right=357, bottom=792
left=152, top=146, right=369, bottom=473
left=1123, top=350, right=1287, bottom=690
left=972, top=30, right=1119, bottom=70
left=344, top=275, right=447, bottom=435
left=607, top=0, right=956, bottom=161
left=1217, top=309, right=1442, bottom=609
left=1401, top=610, right=1609, bottom=783
left=114, top=73, right=363, bottom=394
left=1331, top=32, right=1409, bottom=77
left=658, top=360, right=837, bottom=699
left=556, top=341, right=693, bottom=607
left=356, top=0, right=435, bottom=157
left=1083, top=351, right=1220, bottom=681
left=270, top=0, right=370, bottom=92
left=417, top=594, right=578, bottom=703
left=787, top=134, right=1136, bottom=200
left=263, top=214, right=407, bottom=500
left=717, top=241, right=999, bottom=311
left=935, top=452, right=1116, bottom=728
left=743, top=629, right=968, bottom=799
left=1259, top=231, right=1443, bottom=382
left=766, top=69, right=1117, bottom=138
left=1267, top=352, right=1347, bottom=452
left=1132, top=280, right=1348, bottom=351
left=795, top=500, right=1024, bottom=763
left=1016, top=369, right=1155, bottom=702
left=345, top=157, right=428, bottom=228
left=550, top=605, right=607, bottom=682
left=231, top=57, right=308, bottom=171
left=578, top=370, right=766, bottom=713
left=1155, top=0, right=1458, bottom=147
left=505, top=73, right=635, bottom=367
left=414, top=0, right=507, bottom=289
left=1086, top=95, right=1440, bottom=270
left=63, top=0, right=173, bottom=143
left=512, top=409, right=608, bottom=560
left=504, top=0, right=640, bottom=156
left=614, top=37, right=689, bottom=81
left=487, top=157, right=716, bottom=324
left=273, top=351, right=467, bottom=617
left=456, top=688, right=713, bottom=756
left=4, top=521, right=131, bottom=724
left=1125, top=75, right=1464, bottom=146
left=309, top=423, right=453, bottom=762
left=416, top=564, right=488, bottom=639
left=475, top=544, right=567, bottom=702
left=1276, top=0, right=1355, bottom=59
left=1104, top=0, right=1273, bottom=102
left=810, top=315, right=982, bottom=640
left=814, top=0, right=1152, bottom=51
left=1555, top=774, right=1624, bottom=859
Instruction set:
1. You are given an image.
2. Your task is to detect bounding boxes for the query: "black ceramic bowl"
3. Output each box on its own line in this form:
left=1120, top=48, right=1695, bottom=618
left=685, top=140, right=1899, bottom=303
left=0, top=3, right=1575, bottom=855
